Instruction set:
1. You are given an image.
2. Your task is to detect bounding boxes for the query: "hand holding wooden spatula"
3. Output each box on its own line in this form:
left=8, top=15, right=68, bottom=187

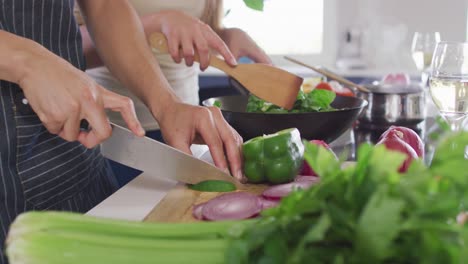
left=149, top=32, right=302, bottom=109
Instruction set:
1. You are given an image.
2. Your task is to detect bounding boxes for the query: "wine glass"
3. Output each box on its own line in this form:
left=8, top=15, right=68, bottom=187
left=429, top=41, right=468, bottom=157
left=411, top=32, right=441, bottom=84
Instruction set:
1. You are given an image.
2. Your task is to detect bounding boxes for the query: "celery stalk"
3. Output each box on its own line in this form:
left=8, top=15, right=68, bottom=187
left=6, top=212, right=252, bottom=264
left=8, top=232, right=226, bottom=264
left=9, top=212, right=250, bottom=239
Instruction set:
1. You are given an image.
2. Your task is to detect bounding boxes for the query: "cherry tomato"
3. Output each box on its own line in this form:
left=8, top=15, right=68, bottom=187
left=315, top=82, right=333, bottom=91
left=335, top=87, right=354, bottom=97
left=317, top=81, right=355, bottom=97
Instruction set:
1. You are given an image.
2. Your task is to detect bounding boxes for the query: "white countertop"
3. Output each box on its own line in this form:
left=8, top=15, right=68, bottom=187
left=85, top=172, right=176, bottom=221
left=86, top=145, right=209, bottom=221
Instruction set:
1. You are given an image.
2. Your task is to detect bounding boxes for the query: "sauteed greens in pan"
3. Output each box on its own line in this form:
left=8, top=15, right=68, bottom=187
left=246, top=89, right=336, bottom=113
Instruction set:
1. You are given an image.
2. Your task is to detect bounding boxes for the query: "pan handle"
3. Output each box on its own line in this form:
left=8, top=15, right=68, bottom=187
left=228, top=77, right=250, bottom=96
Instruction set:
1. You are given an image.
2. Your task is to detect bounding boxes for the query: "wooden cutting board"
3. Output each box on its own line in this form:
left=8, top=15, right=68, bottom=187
left=144, top=163, right=355, bottom=222
left=144, top=184, right=268, bottom=223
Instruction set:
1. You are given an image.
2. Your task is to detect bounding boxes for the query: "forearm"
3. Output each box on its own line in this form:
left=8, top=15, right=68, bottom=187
left=77, top=0, right=178, bottom=119
left=80, top=25, right=103, bottom=69
left=0, top=30, right=39, bottom=84
left=80, top=12, right=165, bottom=70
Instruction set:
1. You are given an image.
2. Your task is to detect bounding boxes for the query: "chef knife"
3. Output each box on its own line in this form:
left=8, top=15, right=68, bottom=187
left=100, top=123, right=240, bottom=186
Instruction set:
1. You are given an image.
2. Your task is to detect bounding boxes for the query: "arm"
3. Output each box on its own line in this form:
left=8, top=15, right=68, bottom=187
left=0, top=30, right=33, bottom=83
left=77, top=0, right=175, bottom=115
left=80, top=9, right=237, bottom=70
left=78, top=0, right=243, bottom=180
left=79, top=12, right=172, bottom=69
left=80, top=4, right=269, bottom=69
left=80, top=25, right=102, bottom=69
left=0, top=29, right=143, bottom=147
left=218, top=28, right=272, bottom=64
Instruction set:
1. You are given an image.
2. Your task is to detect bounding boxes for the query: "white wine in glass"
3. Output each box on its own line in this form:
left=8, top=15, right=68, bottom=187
left=412, top=32, right=441, bottom=72
left=429, top=78, right=468, bottom=115
left=412, top=32, right=441, bottom=87
left=412, top=52, right=435, bottom=71
left=429, top=41, right=468, bottom=132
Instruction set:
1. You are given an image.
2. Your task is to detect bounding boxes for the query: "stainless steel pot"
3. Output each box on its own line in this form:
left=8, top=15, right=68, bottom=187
left=357, top=82, right=426, bottom=128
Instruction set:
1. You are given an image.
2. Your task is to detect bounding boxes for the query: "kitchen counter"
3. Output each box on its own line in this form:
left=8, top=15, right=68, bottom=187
left=85, top=129, right=363, bottom=221
left=86, top=172, right=176, bottom=221
left=87, top=102, right=457, bottom=221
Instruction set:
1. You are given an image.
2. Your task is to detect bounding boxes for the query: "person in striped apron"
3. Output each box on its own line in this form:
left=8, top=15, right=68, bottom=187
left=0, top=1, right=243, bottom=263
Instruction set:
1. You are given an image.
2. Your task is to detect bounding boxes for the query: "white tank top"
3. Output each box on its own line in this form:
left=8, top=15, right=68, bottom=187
left=87, top=0, right=206, bottom=130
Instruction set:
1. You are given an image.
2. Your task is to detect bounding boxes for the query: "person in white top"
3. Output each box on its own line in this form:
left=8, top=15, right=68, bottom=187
left=78, top=0, right=270, bottom=131
left=76, top=0, right=270, bottom=184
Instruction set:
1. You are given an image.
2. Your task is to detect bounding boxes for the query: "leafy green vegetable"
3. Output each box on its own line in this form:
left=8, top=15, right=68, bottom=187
left=243, top=0, right=264, bottom=11
left=6, top=131, right=468, bottom=264
left=6, top=212, right=251, bottom=264
left=354, top=186, right=404, bottom=262
left=299, top=89, right=336, bottom=112
left=227, top=131, right=468, bottom=263
left=246, top=90, right=336, bottom=113
left=429, top=116, right=451, bottom=141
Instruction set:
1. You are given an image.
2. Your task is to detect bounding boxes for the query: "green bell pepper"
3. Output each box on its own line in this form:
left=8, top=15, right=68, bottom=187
left=242, top=128, right=304, bottom=184
left=188, top=180, right=236, bottom=192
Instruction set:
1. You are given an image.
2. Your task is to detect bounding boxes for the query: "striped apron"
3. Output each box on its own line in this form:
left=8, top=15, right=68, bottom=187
left=0, top=1, right=118, bottom=262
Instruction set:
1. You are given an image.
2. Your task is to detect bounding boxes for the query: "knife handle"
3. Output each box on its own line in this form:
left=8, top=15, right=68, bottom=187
left=79, top=120, right=90, bottom=132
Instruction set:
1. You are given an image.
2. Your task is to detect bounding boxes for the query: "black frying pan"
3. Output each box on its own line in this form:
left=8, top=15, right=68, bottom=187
left=203, top=95, right=368, bottom=142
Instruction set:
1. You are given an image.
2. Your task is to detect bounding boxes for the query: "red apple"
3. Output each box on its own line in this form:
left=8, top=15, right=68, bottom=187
left=377, top=133, right=419, bottom=173
left=381, top=73, right=411, bottom=86
left=301, top=140, right=338, bottom=176
left=379, top=126, right=424, bottom=159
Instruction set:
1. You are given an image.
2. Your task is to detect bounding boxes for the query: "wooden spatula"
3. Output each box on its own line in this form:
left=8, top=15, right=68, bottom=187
left=284, top=56, right=370, bottom=93
left=149, top=33, right=302, bottom=110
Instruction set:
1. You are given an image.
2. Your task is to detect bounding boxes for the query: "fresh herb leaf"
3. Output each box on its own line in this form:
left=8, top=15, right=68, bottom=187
left=228, top=132, right=468, bottom=264
left=429, top=116, right=451, bottom=141
left=430, top=132, right=468, bottom=184
left=354, top=186, right=404, bottom=262
left=303, top=139, right=340, bottom=178
left=303, top=213, right=332, bottom=243
left=243, top=0, right=264, bottom=11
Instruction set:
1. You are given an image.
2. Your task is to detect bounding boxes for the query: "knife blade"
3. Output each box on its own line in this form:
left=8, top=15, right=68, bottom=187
left=100, top=123, right=239, bottom=186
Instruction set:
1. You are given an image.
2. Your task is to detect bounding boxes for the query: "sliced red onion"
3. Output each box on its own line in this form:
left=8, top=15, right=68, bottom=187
left=201, top=192, right=262, bottom=221
left=192, top=202, right=206, bottom=220
left=262, top=180, right=317, bottom=200
left=295, top=175, right=320, bottom=182
left=258, top=197, right=280, bottom=210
